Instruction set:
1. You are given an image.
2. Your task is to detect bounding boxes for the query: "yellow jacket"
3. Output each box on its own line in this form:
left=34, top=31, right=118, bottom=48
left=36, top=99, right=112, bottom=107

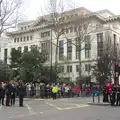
left=52, top=86, right=58, bottom=93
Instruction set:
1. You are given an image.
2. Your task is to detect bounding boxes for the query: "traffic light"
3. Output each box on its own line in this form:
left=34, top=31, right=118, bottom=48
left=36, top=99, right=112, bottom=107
left=119, top=66, right=120, bottom=75
left=114, top=63, right=119, bottom=83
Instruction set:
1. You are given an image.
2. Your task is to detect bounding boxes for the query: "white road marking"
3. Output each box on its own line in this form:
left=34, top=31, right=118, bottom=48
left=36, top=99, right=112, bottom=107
left=9, top=114, right=24, bottom=119
left=25, top=104, right=35, bottom=114
left=40, top=112, right=43, bottom=114
left=45, top=102, right=62, bottom=110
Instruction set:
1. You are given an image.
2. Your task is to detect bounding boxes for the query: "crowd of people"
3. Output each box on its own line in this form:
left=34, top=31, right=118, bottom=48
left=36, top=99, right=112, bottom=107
left=0, top=81, right=26, bottom=107
left=1, top=80, right=120, bottom=107
left=103, top=83, right=120, bottom=106
left=0, top=81, right=96, bottom=107
left=25, top=83, right=95, bottom=99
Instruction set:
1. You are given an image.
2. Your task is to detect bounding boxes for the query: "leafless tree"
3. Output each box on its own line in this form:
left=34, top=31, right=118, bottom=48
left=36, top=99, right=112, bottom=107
left=0, top=0, right=22, bottom=36
left=64, top=12, right=95, bottom=81
left=91, top=31, right=120, bottom=84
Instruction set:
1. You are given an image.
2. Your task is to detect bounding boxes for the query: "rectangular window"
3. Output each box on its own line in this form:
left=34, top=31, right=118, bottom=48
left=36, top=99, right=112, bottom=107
left=67, top=39, right=72, bottom=47
left=85, top=49, right=90, bottom=58
left=97, top=33, right=103, bottom=42
left=59, top=40, right=64, bottom=61
left=20, top=37, right=22, bottom=42
left=85, top=64, right=91, bottom=72
left=41, top=31, right=50, bottom=38
left=67, top=65, right=72, bottom=72
left=76, top=65, right=79, bottom=72
left=30, top=36, right=32, bottom=40
left=41, top=42, right=50, bottom=60
left=67, top=52, right=72, bottom=60
left=59, top=40, right=64, bottom=48
left=24, top=46, right=28, bottom=52
left=27, top=36, right=29, bottom=41
left=24, top=37, right=26, bottom=41
left=59, top=52, right=64, bottom=60
left=76, top=51, right=80, bottom=59
left=14, top=38, right=16, bottom=43
left=4, top=49, right=8, bottom=64
left=85, top=35, right=91, bottom=49
left=17, top=38, right=19, bottom=42
left=97, top=33, right=103, bottom=56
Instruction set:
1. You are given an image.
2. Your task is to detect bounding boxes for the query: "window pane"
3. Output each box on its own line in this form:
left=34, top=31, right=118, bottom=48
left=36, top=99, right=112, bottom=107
left=76, top=65, right=79, bottom=72
left=59, top=40, right=64, bottom=47
left=97, top=33, right=103, bottom=42
left=85, top=50, right=90, bottom=58
left=59, top=53, right=64, bottom=60
left=67, top=39, right=72, bottom=47
left=67, top=52, right=72, bottom=60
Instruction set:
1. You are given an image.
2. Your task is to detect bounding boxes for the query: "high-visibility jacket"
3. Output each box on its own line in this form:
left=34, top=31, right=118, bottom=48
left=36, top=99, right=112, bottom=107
left=52, top=86, right=58, bottom=93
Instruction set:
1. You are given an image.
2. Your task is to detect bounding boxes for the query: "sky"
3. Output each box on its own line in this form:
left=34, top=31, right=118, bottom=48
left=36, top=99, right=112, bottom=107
left=22, top=0, right=120, bottom=20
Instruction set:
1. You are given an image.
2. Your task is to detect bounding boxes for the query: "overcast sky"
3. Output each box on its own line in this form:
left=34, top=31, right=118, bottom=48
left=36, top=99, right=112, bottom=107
left=22, top=0, right=120, bottom=20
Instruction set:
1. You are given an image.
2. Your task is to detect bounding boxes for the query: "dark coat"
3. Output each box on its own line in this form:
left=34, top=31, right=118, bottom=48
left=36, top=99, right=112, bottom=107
left=18, top=85, right=26, bottom=96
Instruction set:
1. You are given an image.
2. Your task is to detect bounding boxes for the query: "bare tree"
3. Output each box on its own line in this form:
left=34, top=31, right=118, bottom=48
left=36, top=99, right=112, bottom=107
left=64, top=12, right=95, bottom=81
left=91, top=30, right=119, bottom=84
left=0, top=0, right=22, bottom=36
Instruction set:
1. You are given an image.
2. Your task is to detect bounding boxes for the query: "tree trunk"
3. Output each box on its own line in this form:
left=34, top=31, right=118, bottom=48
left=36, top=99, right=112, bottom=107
left=78, top=47, right=81, bottom=81
left=55, top=36, right=59, bottom=76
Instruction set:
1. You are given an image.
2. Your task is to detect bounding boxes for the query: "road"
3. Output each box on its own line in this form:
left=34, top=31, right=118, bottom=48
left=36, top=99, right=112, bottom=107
left=0, top=97, right=120, bottom=120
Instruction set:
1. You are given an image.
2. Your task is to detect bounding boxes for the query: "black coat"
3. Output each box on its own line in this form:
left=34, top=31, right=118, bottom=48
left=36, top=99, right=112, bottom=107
left=18, top=85, right=26, bottom=96
left=0, top=85, right=5, bottom=97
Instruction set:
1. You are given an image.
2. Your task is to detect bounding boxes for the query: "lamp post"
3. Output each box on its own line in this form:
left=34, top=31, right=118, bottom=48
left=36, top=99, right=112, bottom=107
left=50, top=29, right=53, bottom=82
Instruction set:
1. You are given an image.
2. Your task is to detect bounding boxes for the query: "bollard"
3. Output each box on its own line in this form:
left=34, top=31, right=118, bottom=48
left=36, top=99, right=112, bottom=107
left=98, top=95, right=100, bottom=103
left=93, top=92, right=94, bottom=103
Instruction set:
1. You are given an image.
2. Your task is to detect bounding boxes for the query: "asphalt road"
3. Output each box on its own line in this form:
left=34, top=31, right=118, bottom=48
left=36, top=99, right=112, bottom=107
left=0, top=97, right=120, bottom=120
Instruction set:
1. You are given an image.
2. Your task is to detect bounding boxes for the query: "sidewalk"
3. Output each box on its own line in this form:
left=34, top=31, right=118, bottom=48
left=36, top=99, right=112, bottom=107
left=87, top=102, right=110, bottom=106
left=87, top=96, right=110, bottom=106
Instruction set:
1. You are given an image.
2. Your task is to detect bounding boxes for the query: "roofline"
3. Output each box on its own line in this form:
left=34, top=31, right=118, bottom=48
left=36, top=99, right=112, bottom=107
left=18, top=20, right=35, bottom=26
left=62, top=7, right=92, bottom=15
left=96, top=9, right=115, bottom=16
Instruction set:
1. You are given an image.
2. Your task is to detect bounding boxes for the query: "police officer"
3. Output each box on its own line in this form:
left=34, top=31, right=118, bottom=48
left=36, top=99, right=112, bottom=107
left=111, top=84, right=117, bottom=106
left=0, top=82, right=5, bottom=105
left=18, top=81, right=26, bottom=107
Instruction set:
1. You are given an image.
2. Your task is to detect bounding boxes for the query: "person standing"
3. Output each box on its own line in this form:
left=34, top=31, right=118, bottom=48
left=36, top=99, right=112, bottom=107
left=52, top=85, right=58, bottom=100
left=18, top=81, right=26, bottom=107
left=11, top=82, right=16, bottom=105
left=116, top=85, right=120, bottom=106
left=6, top=81, right=12, bottom=106
left=0, top=82, right=5, bottom=105
left=103, top=86, right=109, bottom=102
left=111, top=84, right=117, bottom=106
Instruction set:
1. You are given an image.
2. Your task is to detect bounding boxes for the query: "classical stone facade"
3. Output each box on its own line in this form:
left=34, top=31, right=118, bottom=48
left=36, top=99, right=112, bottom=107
left=0, top=7, right=120, bottom=82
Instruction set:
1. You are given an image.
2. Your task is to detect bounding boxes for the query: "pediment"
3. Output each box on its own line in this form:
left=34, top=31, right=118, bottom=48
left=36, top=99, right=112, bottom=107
left=33, top=18, right=49, bottom=27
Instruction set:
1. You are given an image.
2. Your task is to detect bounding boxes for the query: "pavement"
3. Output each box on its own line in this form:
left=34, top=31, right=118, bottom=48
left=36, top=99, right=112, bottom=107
left=0, top=97, right=120, bottom=120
